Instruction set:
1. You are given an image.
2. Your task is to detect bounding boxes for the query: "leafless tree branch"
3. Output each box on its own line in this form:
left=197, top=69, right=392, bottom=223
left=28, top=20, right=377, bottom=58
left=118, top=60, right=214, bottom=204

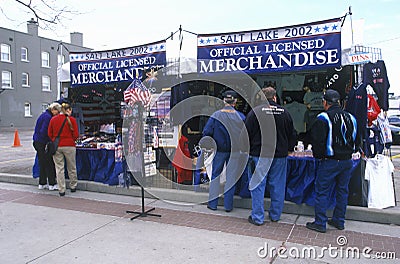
left=8, top=0, right=81, bottom=30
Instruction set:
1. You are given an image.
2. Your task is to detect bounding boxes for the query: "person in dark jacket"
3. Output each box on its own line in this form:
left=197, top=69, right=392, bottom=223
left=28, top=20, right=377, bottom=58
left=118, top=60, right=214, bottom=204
left=33, top=102, right=61, bottom=190
left=202, top=90, right=246, bottom=212
left=243, top=87, right=296, bottom=225
left=306, top=89, right=360, bottom=233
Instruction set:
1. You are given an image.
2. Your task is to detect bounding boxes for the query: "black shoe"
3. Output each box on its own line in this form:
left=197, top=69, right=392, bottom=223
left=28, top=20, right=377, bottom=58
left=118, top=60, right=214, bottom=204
left=70, top=188, right=76, bottom=193
left=328, top=219, right=345, bottom=230
left=248, top=216, right=263, bottom=226
left=270, top=218, right=279, bottom=222
left=306, top=222, right=326, bottom=233
left=59, top=192, right=65, bottom=197
left=225, top=209, right=232, bottom=213
left=207, top=205, right=217, bottom=211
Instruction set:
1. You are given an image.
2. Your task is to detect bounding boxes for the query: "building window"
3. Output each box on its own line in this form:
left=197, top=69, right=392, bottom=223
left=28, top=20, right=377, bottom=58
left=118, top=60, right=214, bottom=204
left=24, top=102, right=32, bottom=117
left=42, top=75, right=51, bottom=91
left=1, top=44, right=11, bottom=62
left=21, top=47, right=28, bottom=62
left=57, top=54, right=65, bottom=66
left=2, top=71, right=12, bottom=89
left=22, top=72, right=29, bottom=87
left=41, top=103, right=49, bottom=113
left=41, top=51, right=50, bottom=67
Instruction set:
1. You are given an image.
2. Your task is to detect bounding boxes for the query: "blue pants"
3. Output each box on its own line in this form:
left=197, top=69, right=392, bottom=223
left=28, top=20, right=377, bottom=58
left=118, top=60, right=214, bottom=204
left=208, top=152, right=245, bottom=211
left=249, top=156, right=287, bottom=224
left=314, top=159, right=353, bottom=228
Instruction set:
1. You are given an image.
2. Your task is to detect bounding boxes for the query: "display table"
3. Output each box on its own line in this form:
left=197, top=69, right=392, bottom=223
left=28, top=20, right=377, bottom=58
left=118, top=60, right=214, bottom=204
left=33, top=148, right=123, bottom=186
left=236, top=156, right=361, bottom=208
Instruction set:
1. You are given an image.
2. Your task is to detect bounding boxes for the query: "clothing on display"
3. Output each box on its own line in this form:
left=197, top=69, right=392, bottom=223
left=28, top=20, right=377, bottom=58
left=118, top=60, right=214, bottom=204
left=345, top=83, right=368, bottom=136
left=303, top=91, right=324, bottom=110
left=365, top=154, right=395, bottom=209
left=367, top=94, right=381, bottom=126
left=284, top=101, right=307, bottom=133
left=282, top=90, right=306, bottom=104
left=365, top=126, right=384, bottom=158
left=281, top=74, right=305, bottom=91
left=172, top=135, right=193, bottom=184
left=362, top=60, right=390, bottom=111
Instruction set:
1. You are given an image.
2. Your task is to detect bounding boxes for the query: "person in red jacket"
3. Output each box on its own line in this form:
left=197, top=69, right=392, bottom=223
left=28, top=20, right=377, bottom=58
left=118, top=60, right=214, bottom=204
left=48, top=103, right=79, bottom=196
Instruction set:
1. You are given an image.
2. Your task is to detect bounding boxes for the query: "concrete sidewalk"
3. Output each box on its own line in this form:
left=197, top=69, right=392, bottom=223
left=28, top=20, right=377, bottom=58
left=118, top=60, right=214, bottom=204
left=0, top=182, right=399, bottom=263
left=0, top=128, right=399, bottom=262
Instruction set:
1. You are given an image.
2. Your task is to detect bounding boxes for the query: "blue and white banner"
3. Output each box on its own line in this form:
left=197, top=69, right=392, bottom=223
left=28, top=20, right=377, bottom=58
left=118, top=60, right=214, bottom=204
left=70, top=41, right=166, bottom=87
left=197, top=18, right=341, bottom=74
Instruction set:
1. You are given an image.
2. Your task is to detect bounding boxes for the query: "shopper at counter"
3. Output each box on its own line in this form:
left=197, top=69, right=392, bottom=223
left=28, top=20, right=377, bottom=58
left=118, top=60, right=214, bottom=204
left=48, top=103, right=79, bottom=197
left=202, top=90, right=246, bottom=212
left=243, top=87, right=296, bottom=225
left=33, top=102, right=61, bottom=190
left=306, top=89, right=359, bottom=233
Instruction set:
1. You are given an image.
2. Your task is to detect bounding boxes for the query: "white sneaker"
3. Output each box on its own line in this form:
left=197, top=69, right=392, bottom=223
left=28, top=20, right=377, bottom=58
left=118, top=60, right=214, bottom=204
left=49, top=184, right=58, bottom=191
left=38, top=184, right=48, bottom=190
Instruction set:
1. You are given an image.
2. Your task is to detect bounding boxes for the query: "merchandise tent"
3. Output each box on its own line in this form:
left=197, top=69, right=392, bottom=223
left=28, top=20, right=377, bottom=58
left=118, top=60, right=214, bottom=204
left=53, top=13, right=395, bottom=208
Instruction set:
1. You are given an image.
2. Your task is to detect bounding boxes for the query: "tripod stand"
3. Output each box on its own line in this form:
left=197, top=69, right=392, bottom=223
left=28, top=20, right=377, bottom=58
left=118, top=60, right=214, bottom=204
left=126, top=185, right=161, bottom=220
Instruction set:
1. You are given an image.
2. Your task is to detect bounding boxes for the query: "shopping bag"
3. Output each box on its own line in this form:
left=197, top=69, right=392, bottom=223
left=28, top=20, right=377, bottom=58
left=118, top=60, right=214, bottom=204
left=45, top=137, right=60, bottom=155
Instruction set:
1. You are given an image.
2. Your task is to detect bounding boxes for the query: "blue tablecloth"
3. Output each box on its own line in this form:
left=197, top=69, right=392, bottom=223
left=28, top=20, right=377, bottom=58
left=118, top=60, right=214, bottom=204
left=33, top=148, right=123, bottom=186
left=194, top=155, right=361, bottom=208
left=238, top=156, right=360, bottom=208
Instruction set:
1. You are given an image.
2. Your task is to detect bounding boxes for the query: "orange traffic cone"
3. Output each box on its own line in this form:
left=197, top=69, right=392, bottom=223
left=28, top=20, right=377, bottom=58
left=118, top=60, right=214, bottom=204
left=12, top=129, right=22, bottom=147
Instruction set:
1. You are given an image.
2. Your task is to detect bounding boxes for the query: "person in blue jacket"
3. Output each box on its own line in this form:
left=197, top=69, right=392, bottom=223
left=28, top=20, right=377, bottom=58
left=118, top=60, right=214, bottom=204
left=33, top=102, right=61, bottom=190
left=202, top=90, right=246, bottom=212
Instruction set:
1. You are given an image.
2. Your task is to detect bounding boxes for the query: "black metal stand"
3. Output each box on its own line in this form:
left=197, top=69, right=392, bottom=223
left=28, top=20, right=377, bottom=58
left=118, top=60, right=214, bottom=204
left=126, top=185, right=161, bottom=220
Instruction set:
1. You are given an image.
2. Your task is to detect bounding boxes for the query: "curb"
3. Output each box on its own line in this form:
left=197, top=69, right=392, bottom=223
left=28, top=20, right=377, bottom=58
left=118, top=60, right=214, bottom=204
left=1, top=173, right=399, bottom=225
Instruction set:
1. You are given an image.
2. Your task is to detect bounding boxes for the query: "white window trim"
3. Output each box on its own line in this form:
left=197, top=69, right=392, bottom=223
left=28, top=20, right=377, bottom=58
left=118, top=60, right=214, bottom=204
left=41, top=51, right=50, bottom=68
left=2, top=71, right=13, bottom=89
left=24, top=102, right=32, bottom=117
left=22, top=72, right=30, bottom=87
left=42, top=75, right=51, bottom=91
left=21, top=47, right=29, bottom=62
left=1, top=43, right=12, bottom=63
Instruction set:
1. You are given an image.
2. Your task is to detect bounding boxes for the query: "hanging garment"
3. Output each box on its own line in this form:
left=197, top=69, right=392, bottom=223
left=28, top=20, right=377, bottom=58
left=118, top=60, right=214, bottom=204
left=284, top=101, right=307, bottom=133
left=172, top=135, right=193, bottom=184
left=365, top=125, right=384, bottom=158
left=367, top=94, right=381, bottom=126
left=345, top=83, right=368, bottom=139
left=362, top=60, right=390, bottom=111
left=365, top=154, right=395, bottom=209
left=377, top=113, right=393, bottom=145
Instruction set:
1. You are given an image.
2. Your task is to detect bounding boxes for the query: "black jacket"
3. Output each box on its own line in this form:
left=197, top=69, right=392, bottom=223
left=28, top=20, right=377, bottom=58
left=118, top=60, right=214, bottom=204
left=242, top=100, right=297, bottom=158
left=311, top=105, right=360, bottom=160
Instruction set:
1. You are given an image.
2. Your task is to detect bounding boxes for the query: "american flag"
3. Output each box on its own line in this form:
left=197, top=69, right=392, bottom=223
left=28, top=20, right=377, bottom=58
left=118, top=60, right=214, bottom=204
left=123, top=79, right=152, bottom=107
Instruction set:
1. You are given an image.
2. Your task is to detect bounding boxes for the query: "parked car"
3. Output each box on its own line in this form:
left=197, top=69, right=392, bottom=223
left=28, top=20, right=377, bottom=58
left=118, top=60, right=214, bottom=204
left=388, top=115, right=400, bottom=144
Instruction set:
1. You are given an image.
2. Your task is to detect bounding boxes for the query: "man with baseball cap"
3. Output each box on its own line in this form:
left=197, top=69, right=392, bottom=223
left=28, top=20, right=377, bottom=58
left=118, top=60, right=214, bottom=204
left=306, top=89, right=360, bottom=233
left=202, top=89, right=246, bottom=212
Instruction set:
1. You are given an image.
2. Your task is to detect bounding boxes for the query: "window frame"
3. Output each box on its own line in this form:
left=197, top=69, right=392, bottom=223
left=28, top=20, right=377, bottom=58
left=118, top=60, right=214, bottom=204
left=24, top=102, right=32, bottom=117
left=22, top=72, right=30, bottom=87
left=41, top=103, right=49, bottom=113
left=21, top=47, right=29, bottom=62
left=41, top=51, right=50, bottom=68
left=42, top=75, right=51, bottom=91
left=1, top=44, right=11, bottom=62
left=1, top=71, right=13, bottom=89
